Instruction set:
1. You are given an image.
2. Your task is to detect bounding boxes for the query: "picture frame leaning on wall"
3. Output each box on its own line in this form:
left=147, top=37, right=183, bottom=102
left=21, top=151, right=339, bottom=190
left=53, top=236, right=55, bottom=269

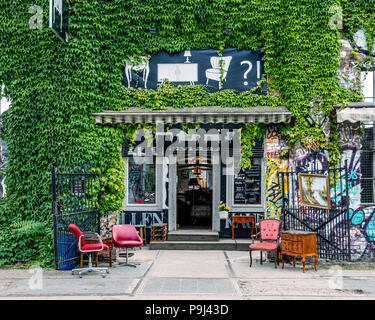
left=298, top=173, right=331, bottom=210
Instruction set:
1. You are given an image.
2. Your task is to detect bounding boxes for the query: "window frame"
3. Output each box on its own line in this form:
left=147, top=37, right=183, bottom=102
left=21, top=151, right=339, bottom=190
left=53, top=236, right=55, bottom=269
left=226, top=152, right=265, bottom=213
left=360, top=122, right=375, bottom=205
left=360, top=69, right=375, bottom=103
left=123, top=155, right=163, bottom=211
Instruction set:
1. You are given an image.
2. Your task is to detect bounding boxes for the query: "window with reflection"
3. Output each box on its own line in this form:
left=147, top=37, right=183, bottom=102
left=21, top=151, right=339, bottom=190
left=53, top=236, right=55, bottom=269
left=127, top=157, right=156, bottom=204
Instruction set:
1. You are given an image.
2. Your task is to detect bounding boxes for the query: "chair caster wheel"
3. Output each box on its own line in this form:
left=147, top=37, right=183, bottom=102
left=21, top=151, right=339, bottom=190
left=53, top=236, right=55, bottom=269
left=72, top=271, right=74, bottom=275
left=101, top=274, right=106, bottom=278
left=106, top=269, right=110, bottom=274
left=79, top=273, right=82, bottom=278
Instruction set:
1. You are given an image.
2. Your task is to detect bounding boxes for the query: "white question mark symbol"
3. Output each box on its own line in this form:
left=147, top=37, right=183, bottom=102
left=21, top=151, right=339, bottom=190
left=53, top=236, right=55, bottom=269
left=240, top=61, right=252, bottom=86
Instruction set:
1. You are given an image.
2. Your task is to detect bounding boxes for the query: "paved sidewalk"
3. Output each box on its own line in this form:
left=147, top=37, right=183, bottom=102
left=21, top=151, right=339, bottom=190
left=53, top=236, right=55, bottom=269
left=1, top=249, right=375, bottom=300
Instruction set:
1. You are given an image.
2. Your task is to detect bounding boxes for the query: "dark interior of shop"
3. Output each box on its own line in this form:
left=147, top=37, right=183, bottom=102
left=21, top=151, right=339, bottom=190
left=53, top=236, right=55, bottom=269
left=177, top=166, right=212, bottom=229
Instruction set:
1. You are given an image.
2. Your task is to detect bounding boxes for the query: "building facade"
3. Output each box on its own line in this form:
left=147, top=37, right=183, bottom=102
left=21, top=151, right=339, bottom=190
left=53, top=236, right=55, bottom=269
left=92, top=38, right=375, bottom=261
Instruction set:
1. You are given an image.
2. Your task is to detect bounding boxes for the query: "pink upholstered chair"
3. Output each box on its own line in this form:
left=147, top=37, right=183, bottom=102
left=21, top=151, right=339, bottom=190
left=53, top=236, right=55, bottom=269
left=112, top=224, right=143, bottom=267
left=249, top=219, right=281, bottom=268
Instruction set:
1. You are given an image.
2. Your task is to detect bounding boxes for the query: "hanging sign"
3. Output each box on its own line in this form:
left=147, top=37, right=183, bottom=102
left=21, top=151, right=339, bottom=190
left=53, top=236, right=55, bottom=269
left=123, top=48, right=264, bottom=92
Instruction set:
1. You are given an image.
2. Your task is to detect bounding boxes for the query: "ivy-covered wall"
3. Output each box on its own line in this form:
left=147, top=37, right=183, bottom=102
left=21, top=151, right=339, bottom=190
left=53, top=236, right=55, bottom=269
left=0, top=0, right=373, bottom=266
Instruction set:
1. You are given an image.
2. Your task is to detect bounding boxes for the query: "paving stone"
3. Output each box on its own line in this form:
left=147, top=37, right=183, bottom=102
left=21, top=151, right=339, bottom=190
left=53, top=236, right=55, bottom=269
left=139, top=277, right=236, bottom=295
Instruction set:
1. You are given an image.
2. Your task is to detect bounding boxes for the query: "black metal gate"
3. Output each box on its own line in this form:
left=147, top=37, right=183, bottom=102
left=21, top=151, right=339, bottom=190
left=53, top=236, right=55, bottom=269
left=52, top=161, right=100, bottom=270
left=279, top=160, right=351, bottom=261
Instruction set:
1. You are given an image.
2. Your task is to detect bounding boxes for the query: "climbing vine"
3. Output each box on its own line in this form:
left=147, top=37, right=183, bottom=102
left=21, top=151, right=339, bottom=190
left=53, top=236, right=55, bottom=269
left=0, top=0, right=373, bottom=266
left=240, top=123, right=266, bottom=169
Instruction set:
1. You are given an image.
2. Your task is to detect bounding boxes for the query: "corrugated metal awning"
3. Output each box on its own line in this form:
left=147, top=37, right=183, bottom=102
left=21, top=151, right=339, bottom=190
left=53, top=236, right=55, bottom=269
left=337, top=102, right=375, bottom=123
left=93, top=106, right=291, bottom=125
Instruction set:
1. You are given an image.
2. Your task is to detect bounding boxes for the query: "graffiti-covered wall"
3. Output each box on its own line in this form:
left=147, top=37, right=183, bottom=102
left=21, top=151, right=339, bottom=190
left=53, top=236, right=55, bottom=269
left=264, top=121, right=375, bottom=261
left=264, top=124, right=289, bottom=219
left=338, top=122, right=375, bottom=261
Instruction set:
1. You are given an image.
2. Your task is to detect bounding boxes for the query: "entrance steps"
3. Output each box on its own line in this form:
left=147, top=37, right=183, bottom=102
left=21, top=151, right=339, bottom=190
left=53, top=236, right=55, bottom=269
left=149, top=229, right=251, bottom=250
left=167, top=230, right=219, bottom=242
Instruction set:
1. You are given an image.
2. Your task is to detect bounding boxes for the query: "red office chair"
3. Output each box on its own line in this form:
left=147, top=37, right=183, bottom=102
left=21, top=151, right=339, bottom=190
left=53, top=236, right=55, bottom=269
left=112, top=224, right=143, bottom=267
left=68, top=224, right=110, bottom=278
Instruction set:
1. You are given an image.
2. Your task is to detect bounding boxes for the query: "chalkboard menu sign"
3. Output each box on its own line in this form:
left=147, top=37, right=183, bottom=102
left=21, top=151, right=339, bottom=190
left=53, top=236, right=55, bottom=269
left=234, top=158, right=262, bottom=205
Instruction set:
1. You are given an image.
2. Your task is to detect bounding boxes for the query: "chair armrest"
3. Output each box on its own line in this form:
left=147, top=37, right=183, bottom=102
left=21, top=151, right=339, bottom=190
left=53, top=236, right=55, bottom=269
left=250, top=232, right=260, bottom=243
left=79, top=232, right=104, bottom=252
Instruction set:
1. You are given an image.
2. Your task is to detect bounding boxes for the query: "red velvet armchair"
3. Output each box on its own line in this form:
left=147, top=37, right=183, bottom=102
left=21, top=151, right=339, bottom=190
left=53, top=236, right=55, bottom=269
left=249, top=219, right=281, bottom=268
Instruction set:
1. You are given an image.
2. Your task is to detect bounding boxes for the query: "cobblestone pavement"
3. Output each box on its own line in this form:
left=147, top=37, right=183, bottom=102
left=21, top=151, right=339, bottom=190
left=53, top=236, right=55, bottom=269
left=1, top=249, right=375, bottom=300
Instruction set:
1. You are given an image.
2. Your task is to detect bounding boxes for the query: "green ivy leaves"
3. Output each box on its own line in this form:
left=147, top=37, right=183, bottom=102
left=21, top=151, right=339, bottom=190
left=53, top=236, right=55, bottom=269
left=0, top=0, right=372, bottom=267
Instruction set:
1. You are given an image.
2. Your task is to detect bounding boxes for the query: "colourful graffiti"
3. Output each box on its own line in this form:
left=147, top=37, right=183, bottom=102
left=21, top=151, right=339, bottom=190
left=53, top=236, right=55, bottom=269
left=335, top=122, right=375, bottom=260
left=264, top=124, right=289, bottom=219
left=265, top=157, right=288, bottom=219
left=263, top=122, right=374, bottom=260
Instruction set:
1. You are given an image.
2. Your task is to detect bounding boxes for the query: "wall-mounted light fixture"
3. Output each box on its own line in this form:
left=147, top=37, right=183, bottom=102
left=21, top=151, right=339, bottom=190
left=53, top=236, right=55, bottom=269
left=304, top=114, right=316, bottom=127
left=304, top=113, right=328, bottom=128
left=226, top=26, right=232, bottom=35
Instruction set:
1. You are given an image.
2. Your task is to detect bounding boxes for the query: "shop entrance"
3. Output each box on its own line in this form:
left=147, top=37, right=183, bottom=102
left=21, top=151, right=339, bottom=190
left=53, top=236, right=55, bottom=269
left=176, top=160, right=212, bottom=230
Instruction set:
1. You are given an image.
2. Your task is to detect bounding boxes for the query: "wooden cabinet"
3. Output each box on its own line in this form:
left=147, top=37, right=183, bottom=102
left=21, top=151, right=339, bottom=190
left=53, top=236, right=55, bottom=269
left=280, top=231, right=318, bottom=272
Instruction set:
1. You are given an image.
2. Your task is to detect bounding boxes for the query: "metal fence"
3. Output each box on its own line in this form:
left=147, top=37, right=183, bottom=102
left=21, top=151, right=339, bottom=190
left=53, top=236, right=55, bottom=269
left=279, top=160, right=351, bottom=261
left=52, top=161, right=100, bottom=270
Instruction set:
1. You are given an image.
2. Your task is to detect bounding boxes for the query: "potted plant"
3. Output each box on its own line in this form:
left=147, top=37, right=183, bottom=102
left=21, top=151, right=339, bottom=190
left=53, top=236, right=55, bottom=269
left=218, top=202, right=230, bottom=219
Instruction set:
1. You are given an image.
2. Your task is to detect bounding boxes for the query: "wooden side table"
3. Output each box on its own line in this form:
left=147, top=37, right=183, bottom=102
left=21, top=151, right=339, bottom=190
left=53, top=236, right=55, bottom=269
left=231, top=214, right=255, bottom=239
left=134, top=225, right=147, bottom=245
left=280, top=231, right=318, bottom=272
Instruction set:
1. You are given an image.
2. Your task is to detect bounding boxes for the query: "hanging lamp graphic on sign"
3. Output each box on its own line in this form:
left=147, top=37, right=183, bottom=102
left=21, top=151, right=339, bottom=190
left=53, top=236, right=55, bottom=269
left=123, top=48, right=265, bottom=92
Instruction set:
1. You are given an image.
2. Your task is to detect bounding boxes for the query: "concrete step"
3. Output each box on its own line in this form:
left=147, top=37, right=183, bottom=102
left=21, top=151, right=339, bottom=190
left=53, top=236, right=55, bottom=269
left=167, top=230, right=219, bottom=242
left=149, top=239, right=251, bottom=251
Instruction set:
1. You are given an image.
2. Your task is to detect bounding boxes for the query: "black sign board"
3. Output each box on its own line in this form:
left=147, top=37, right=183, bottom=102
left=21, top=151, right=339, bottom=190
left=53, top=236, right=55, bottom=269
left=233, top=159, right=262, bottom=205
left=71, top=176, right=85, bottom=195
left=123, top=48, right=265, bottom=92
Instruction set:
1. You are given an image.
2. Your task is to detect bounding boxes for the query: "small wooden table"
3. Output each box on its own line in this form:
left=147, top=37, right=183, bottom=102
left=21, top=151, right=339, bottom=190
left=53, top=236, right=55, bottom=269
left=280, top=230, right=318, bottom=272
left=231, top=215, right=255, bottom=239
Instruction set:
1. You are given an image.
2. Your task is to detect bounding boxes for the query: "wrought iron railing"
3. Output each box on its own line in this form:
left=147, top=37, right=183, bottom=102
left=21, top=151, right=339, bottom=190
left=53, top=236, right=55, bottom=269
left=279, top=160, right=351, bottom=261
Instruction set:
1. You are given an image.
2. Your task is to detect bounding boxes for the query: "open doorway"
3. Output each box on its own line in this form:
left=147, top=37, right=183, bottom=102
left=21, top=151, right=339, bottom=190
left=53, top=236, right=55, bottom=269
left=177, top=162, right=212, bottom=230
